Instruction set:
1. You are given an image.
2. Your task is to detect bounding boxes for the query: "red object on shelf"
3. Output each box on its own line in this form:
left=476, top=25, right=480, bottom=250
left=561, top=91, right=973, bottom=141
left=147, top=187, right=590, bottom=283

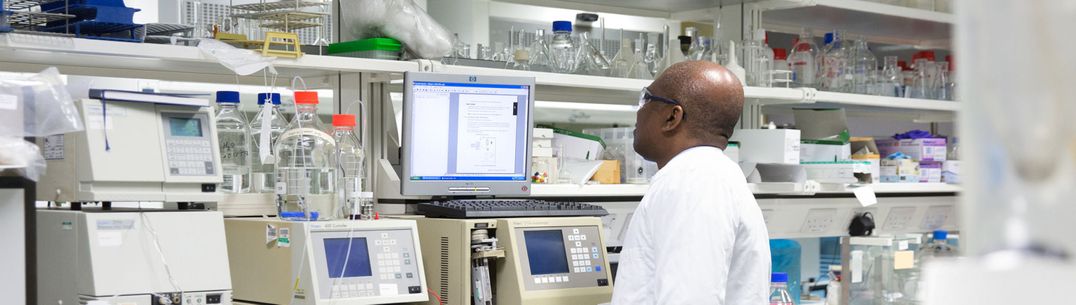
left=946, top=55, right=954, bottom=70
left=332, top=114, right=356, bottom=127
left=294, top=91, right=319, bottom=104
left=898, top=60, right=910, bottom=71
left=773, top=48, right=788, bottom=60
left=912, top=50, right=936, bottom=62
left=374, top=212, right=380, bottom=220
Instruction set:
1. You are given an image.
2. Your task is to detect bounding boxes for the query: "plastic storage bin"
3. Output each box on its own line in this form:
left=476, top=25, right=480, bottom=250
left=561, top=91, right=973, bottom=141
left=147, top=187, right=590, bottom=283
left=327, top=38, right=403, bottom=60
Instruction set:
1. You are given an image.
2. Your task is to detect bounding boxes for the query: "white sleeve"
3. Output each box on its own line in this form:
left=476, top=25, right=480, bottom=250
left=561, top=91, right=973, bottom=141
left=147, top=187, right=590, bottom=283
left=650, top=183, right=738, bottom=304
left=611, top=200, right=654, bottom=305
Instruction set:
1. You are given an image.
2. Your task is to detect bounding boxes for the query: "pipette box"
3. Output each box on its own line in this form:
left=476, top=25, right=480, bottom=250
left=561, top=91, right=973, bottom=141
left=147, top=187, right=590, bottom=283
left=919, top=161, right=943, bottom=183
left=880, top=159, right=919, bottom=183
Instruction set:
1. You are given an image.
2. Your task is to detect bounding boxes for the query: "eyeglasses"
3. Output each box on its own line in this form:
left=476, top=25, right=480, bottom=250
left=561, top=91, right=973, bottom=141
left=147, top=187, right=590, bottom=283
left=638, top=87, right=682, bottom=109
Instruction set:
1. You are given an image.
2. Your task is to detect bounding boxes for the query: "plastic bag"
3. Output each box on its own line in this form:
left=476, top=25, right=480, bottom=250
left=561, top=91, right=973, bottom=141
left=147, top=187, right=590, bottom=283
left=198, top=38, right=277, bottom=76
left=0, top=136, right=47, bottom=181
left=0, top=67, right=83, bottom=137
left=342, top=0, right=453, bottom=59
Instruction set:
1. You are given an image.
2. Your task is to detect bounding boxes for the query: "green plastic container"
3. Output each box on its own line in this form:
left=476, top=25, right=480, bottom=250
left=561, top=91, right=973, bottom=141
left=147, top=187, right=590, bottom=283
left=327, top=38, right=402, bottom=60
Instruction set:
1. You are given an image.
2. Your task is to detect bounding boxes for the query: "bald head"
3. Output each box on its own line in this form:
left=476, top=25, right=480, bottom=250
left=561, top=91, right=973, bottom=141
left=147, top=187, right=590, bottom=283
left=649, top=61, right=744, bottom=146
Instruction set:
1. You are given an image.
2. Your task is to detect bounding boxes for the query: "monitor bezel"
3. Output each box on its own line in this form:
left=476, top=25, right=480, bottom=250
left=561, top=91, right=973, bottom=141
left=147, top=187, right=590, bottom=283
left=401, top=71, right=535, bottom=196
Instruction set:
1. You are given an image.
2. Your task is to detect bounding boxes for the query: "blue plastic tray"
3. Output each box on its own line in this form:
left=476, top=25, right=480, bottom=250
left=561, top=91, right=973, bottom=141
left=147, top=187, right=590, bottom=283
left=42, top=20, right=143, bottom=42
left=40, top=0, right=128, bottom=11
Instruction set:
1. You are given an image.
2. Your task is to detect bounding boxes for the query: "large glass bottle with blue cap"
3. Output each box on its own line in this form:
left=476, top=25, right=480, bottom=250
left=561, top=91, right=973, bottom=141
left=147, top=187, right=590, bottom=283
left=214, top=91, right=252, bottom=193
left=249, top=92, right=289, bottom=193
left=274, top=91, right=336, bottom=221
left=549, top=20, right=579, bottom=74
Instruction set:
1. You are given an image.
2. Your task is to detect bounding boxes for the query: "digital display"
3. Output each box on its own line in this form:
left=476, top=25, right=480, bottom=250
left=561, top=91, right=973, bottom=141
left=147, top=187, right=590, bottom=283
left=323, top=238, right=373, bottom=278
left=523, top=230, right=569, bottom=275
left=168, top=117, right=203, bottom=137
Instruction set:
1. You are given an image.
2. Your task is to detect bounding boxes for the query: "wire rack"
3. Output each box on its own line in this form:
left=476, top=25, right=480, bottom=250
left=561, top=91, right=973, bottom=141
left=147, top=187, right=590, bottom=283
left=230, top=0, right=330, bottom=36
left=260, top=20, right=320, bottom=31
left=5, top=0, right=52, bottom=11
left=231, top=10, right=325, bottom=22
left=3, top=0, right=73, bottom=32
left=231, top=0, right=326, bottom=11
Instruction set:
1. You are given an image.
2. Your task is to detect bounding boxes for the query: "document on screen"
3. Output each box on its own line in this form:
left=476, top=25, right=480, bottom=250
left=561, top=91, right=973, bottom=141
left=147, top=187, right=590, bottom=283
left=455, top=94, right=518, bottom=174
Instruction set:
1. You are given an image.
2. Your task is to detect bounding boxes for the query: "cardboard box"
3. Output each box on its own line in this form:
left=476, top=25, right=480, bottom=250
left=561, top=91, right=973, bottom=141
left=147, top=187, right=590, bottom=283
left=800, top=140, right=852, bottom=162
left=801, top=161, right=872, bottom=184
left=532, top=146, right=553, bottom=158
left=851, top=137, right=881, bottom=183
left=919, top=161, right=943, bottom=183
left=534, top=128, right=555, bottom=139
left=877, top=138, right=947, bottom=162
left=881, top=159, right=919, bottom=183
left=730, top=129, right=801, bottom=164
left=590, top=160, right=622, bottom=184
left=552, top=129, right=605, bottom=160
left=942, top=160, right=960, bottom=183
left=533, top=139, right=552, bottom=149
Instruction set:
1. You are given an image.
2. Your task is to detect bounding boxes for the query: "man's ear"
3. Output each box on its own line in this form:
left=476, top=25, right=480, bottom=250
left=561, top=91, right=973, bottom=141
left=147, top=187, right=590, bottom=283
left=661, top=105, right=684, bottom=132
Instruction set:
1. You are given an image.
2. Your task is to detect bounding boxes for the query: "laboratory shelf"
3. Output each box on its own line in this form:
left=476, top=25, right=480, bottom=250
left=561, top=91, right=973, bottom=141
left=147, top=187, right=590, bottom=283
left=812, top=91, right=959, bottom=112
left=756, top=0, right=953, bottom=48
left=529, top=182, right=959, bottom=198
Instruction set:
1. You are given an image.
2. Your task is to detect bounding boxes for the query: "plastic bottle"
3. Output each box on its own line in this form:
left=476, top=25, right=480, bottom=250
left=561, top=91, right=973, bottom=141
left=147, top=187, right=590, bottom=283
left=274, top=91, right=336, bottom=221
left=214, top=91, right=252, bottom=193
left=770, top=272, right=796, bottom=305
left=549, top=21, right=578, bottom=74
left=921, top=230, right=956, bottom=260
left=249, top=92, right=288, bottom=193
left=726, top=40, right=746, bottom=85
left=789, top=29, right=818, bottom=88
left=849, top=38, right=877, bottom=94
left=331, top=114, right=365, bottom=220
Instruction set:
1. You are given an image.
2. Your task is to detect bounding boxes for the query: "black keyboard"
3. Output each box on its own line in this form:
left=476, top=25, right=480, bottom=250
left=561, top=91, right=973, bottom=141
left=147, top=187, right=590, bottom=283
left=418, top=199, right=609, bottom=219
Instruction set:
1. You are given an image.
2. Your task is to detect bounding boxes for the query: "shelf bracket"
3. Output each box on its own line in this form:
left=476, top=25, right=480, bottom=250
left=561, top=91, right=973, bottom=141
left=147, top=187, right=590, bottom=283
left=414, top=59, right=438, bottom=73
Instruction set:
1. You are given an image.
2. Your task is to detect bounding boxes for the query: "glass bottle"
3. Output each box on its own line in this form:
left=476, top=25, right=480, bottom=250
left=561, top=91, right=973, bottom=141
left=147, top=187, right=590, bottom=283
left=770, top=272, right=796, bottom=305
left=881, top=56, right=903, bottom=97
left=909, top=58, right=933, bottom=99
left=331, top=114, right=365, bottom=220
left=630, top=36, right=652, bottom=79
left=743, top=29, right=775, bottom=87
left=819, top=31, right=848, bottom=92
left=274, top=91, right=336, bottom=221
left=506, top=28, right=530, bottom=70
left=936, top=62, right=953, bottom=100
left=849, top=38, right=877, bottom=94
left=549, top=21, right=578, bottom=74
left=789, top=28, right=818, bottom=88
left=249, top=93, right=288, bottom=193
left=214, top=91, right=251, bottom=193
left=921, top=230, right=956, bottom=261
left=688, top=36, right=714, bottom=61
left=576, top=31, right=611, bottom=76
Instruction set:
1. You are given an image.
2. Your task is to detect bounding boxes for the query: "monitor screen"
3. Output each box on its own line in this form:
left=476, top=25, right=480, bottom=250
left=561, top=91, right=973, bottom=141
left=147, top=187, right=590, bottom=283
left=323, top=237, right=373, bottom=278
left=168, top=117, right=203, bottom=137
left=523, top=230, right=569, bottom=275
left=403, top=75, right=533, bottom=196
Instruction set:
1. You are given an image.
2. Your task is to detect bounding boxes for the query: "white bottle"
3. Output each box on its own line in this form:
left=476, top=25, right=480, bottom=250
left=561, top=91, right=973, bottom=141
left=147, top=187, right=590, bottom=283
left=726, top=40, right=747, bottom=86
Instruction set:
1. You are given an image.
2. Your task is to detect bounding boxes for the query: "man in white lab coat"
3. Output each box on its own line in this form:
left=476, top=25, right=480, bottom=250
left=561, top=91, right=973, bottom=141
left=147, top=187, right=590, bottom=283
left=611, top=61, right=771, bottom=305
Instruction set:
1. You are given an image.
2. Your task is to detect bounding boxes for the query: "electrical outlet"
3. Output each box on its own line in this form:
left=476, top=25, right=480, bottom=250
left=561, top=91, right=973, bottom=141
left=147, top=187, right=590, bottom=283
left=882, top=207, right=917, bottom=231
left=921, top=205, right=953, bottom=230
left=801, top=208, right=839, bottom=233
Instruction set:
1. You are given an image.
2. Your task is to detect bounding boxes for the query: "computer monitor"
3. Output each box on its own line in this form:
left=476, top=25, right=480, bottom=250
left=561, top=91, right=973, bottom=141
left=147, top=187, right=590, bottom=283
left=401, top=72, right=535, bottom=196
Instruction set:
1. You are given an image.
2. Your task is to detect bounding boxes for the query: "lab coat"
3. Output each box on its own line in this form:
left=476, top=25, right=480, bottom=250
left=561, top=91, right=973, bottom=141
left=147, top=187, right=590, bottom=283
left=611, top=146, right=771, bottom=305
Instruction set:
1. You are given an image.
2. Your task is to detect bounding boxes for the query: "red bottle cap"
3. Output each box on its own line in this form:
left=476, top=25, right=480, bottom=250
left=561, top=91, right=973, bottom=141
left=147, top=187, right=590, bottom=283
left=332, top=114, right=356, bottom=127
left=912, top=51, right=936, bottom=62
left=374, top=212, right=380, bottom=220
left=945, top=55, right=954, bottom=70
left=773, top=48, right=788, bottom=60
left=898, top=60, right=910, bottom=71
left=294, top=91, right=319, bottom=104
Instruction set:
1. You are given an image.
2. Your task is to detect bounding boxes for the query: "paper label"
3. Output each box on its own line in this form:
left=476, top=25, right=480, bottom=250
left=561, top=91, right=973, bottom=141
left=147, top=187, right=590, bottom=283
left=44, top=135, right=64, bottom=160
left=277, top=227, right=291, bottom=248
left=275, top=181, right=287, bottom=195
left=96, top=219, right=134, bottom=230
left=894, top=250, right=915, bottom=270
left=379, top=284, right=399, bottom=296
left=850, top=250, right=864, bottom=283
left=61, top=221, right=73, bottom=230
left=258, top=104, right=273, bottom=163
left=0, top=94, right=17, bottom=110
left=97, top=231, right=123, bottom=247
left=899, top=240, right=909, bottom=251
left=266, top=224, right=278, bottom=243
left=852, top=186, right=878, bottom=207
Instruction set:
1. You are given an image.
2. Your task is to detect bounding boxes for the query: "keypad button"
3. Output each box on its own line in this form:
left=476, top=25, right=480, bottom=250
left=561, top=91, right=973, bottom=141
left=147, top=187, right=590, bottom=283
left=592, top=253, right=599, bottom=259
left=580, top=235, right=587, bottom=241
left=572, top=229, right=580, bottom=234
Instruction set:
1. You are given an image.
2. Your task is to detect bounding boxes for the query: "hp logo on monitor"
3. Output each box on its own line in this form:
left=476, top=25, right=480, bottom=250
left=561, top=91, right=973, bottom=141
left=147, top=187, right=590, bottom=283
left=468, top=76, right=477, bottom=82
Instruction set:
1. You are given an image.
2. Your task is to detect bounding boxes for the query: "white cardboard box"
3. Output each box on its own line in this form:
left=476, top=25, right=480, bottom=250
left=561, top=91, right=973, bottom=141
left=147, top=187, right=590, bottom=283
left=533, top=128, right=555, bottom=139
left=552, top=130, right=604, bottom=160
left=801, top=161, right=872, bottom=184
left=801, top=140, right=852, bottom=162
left=533, top=139, right=552, bottom=149
left=730, top=129, right=801, bottom=165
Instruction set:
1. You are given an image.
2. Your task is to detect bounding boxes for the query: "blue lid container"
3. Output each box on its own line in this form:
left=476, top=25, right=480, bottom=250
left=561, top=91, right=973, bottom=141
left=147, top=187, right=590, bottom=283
left=257, top=93, right=282, bottom=105
left=771, top=272, right=789, bottom=283
left=552, top=21, right=572, bottom=32
left=215, top=91, right=240, bottom=104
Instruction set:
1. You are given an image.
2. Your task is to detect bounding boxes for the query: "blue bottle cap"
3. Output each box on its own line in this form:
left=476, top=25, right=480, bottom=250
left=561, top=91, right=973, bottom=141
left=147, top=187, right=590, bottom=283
left=215, top=91, right=240, bottom=104
left=823, top=33, right=834, bottom=45
left=310, top=211, right=319, bottom=221
left=771, top=272, right=788, bottom=283
left=552, top=21, right=572, bottom=32
left=257, top=93, right=282, bottom=105
left=933, top=230, right=948, bottom=240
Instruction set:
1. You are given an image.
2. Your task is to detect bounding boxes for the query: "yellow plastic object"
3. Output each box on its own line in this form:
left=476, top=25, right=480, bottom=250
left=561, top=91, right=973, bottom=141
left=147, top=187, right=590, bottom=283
left=261, top=32, right=303, bottom=58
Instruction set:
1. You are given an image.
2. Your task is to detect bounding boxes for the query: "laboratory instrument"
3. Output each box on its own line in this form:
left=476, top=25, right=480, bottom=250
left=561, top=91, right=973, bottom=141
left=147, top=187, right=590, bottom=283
left=215, top=91, right=252, bottom=193
left=418, top=199, right=608, bottom=218
left=35, top=98, right=223, bottom=203
left=415, top=217, right=613, bottom=305
left=400, top=72, right=534, bottom=196
left=37, top=209, right=233, bottom=305
left=225, top=218, right=428, bottom=305
left=331, top=113, right=367, bottom=220
left=275, top=91, right=336, bottom=221
left=250, top=92, right=288, bottom=193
